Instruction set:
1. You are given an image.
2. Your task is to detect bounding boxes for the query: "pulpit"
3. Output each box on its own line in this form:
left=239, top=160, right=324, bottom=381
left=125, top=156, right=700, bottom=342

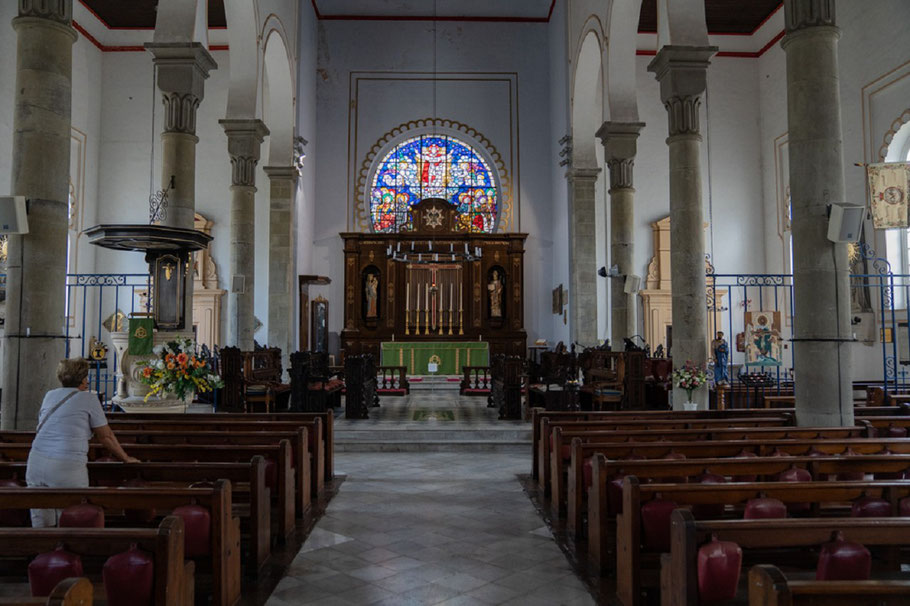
left=340, top=199, right=527, bottom=364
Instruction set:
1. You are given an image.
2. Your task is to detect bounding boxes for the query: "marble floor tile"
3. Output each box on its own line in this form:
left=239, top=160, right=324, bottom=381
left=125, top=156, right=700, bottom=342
left=264, top=398, right=594, bottom=606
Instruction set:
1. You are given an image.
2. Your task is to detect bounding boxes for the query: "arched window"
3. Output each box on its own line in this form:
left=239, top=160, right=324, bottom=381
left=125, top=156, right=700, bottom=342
left=369, top=134, right=499, bottom=233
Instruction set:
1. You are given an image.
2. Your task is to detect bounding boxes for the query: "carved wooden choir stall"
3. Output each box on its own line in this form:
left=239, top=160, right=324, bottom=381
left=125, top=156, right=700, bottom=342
left=340, top=199, right=528, bottom=370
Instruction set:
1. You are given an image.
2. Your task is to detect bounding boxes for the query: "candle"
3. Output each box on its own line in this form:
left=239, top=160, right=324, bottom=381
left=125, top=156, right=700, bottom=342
left=450, top=243, right=453, bottom=252
left=406, top=282, right=410, bottom=311
left=459, top=283, right=463, bottom=311
left=416, top=285, right=420, bottom=311
left=450, top=284, right=453, bottom=312
left=434, top=253, right=438, bottom=262
left=425, top=283, right=429, bottom=310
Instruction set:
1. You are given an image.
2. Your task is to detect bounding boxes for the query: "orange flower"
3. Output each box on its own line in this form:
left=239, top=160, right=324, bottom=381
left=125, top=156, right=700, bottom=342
left=177, top=352, right=189, bottom=366
left=167, top=362, right=175, bottom=370
left=142, top=367, right=152, bottom=378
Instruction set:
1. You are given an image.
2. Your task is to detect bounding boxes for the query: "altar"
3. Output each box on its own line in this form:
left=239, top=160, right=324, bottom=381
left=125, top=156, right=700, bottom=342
left=381, top=341, right=489, bottom=376
left=339, top=199, right=528, bottom=361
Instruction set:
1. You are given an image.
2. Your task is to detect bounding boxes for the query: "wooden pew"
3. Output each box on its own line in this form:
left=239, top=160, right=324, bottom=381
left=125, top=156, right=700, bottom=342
left=0, top=428, right=311, bottom=523
left=0, top=482, right=241, bottom=602
left=220, top=346, right=290, bottom=413
left=0, top=517, right=192, bottom=606
left=538, top=414, right=796, bottom=493
left=107, top=411, right=334, bottom=483
left=615, top=477, right=910, bottom=605
left=565, top=436, right=910, bottom=532
left=532, top=410, right=795, bottom=484
left=0, top=577, right=94, bottom=606
left=662, top=510, right=910, bottom=606
left=0, top=459, right=271, bottom=574
left=584, top=452, right=910, bottom=572
left=545, top=424, right=870, bottom=502
left=0, top=443, right=295, bottom=543
left=103, top=417, right=326, bottom=502
left=748, top=564, right=910, bottom=606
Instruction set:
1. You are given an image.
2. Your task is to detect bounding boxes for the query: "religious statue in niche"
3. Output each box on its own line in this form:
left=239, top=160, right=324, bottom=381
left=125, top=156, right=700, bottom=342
left=711, top=331, right=729, bottom=384
left=364, top=272, right=379, bottom=319
left=488, top=269, right=504, bottom=318
left=744, top=311, right=782, bottom=366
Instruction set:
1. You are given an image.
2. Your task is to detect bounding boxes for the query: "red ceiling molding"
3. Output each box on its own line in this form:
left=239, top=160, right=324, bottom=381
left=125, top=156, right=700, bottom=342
left=72, top=20, right=228, bottom=53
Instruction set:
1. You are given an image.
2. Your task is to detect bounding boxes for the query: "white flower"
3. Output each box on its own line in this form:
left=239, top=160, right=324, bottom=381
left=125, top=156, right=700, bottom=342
left=156, top=360, right=165, bottom=370
left=153, top=344, right=165, bottom=355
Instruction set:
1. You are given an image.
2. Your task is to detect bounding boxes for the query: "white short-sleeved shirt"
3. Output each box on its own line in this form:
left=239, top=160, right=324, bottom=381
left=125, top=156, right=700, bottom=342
left=31, top=388, right=108, bottom=463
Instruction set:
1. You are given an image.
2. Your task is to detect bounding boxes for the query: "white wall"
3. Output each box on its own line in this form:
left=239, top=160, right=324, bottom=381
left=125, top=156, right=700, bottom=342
left=548, top=0, right=571, bottom=346
left=757, top=0, right=910, bottom=382
left=311, top=18, right=555, bottom=346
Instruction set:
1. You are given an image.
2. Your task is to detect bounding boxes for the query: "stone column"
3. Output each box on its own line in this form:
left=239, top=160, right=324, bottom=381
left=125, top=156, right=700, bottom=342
left=1, top=0, right=77, bottom=430
left=597, top=121, right=645, bottom=348
left=649, top=46, right=717, bottom=410
left=146, top=42, right=216, bottom=329
left=567, top=168, right=601, bottom=347
left=264, top=165, right=297, bottom=374
left=220, top=120, right=269, bottom=351
left=782, top=0, right=852, bottom=426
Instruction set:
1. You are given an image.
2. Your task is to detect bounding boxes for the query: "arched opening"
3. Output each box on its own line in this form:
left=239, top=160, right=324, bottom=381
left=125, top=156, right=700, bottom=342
left=571, top=30, right=608, bottom=343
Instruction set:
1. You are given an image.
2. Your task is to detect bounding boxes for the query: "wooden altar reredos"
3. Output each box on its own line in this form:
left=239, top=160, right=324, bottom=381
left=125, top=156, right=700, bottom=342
left=340, top=199, right=527, bottom=360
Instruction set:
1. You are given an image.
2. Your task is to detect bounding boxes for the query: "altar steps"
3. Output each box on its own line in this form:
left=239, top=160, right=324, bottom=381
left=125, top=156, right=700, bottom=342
left=334, top=426, right=531, bottom=453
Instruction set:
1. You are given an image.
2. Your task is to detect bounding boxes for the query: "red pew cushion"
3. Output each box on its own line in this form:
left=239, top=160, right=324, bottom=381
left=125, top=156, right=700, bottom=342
left=817, top=531, right=871, bottom=580
left=851, top=496, right=892, bottom=517
left=29, top=547, right=83, bottom=597
left=778, top=467, right=811, bottom=514
left=173, top=504, right=212, bottom=557
left=697, top=536, right=741, bottom=603
left=744, top=498, right=787, bottom=520
left=58, top=503, right=104, bottom=528
left=640, top=499, right=678, bottom=552
left=103, top=544, right=155, bottom=606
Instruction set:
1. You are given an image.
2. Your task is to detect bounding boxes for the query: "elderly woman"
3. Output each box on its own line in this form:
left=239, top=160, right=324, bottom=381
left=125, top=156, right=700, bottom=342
left=26, top=358, right=138, bottom=527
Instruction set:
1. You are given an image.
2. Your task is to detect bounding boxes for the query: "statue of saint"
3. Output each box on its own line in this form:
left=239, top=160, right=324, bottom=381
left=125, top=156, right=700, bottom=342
left=488, top=270, right=503, bottom=318
left=712, top=331, right=729, bottom=384
left=365, top=273, right=379, bottom=318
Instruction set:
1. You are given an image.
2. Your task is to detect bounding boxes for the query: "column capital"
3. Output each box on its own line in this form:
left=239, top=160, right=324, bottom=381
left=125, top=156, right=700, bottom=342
left=648, top=45, right=717, bottom=103
left=566, top=167, right=601, bottom=183
left=648, top=46, right=716, bottom=138
left=784, top=0, right=835, bottom=34
left=17, top=0, right=72, bottom=25
left=147, top=43, right=217, bottom=136
left=220, top=119, right=270, bottom=187
left=597, top=121, right=645, bottom=160
left=263, top=165, right=299, bottom=182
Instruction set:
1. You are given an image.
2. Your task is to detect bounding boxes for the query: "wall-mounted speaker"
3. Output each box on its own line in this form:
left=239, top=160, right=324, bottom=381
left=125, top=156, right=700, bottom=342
left=0, top=196, right=28, bottom=234
left=624, top=274, right=642, bottom=294
left=827, top=204, right=866, bottom=243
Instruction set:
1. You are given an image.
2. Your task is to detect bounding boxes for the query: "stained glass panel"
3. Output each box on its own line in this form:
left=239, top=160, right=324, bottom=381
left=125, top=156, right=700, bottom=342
left=370, top=135, right=499, bottom=233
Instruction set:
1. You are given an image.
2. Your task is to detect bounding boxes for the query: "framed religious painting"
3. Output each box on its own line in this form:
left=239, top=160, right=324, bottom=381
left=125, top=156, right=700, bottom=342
left=311, top=296, right=329, bottom=353
left=744, top=310, right=782, bottom=366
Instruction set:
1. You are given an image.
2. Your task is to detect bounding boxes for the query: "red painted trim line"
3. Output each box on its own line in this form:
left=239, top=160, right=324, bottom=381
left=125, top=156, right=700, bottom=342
left=635, top=29, right=784, bottom=60
left=72, top=20, right=229, bottom=53
left=72, top=19, right=104, bottom=51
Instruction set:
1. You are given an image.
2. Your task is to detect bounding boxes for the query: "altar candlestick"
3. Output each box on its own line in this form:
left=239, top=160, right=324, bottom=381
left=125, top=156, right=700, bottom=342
left=448, top=284, right=454, bottom=335
left=405, top=282, right=410, bottom=335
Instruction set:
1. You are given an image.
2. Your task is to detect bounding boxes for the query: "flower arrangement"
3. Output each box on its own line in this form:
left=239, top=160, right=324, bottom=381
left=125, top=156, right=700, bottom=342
left=136, top=338, right=223, bottom=401
left=672, top=361, right=708, bottom=403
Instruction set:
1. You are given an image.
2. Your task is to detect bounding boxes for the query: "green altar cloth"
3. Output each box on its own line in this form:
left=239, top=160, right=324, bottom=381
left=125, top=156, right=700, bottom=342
left=381, top=341, right=489, bottom=375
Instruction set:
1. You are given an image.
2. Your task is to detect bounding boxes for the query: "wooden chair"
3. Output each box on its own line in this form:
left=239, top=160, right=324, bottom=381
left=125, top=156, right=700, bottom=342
left=220, top=346, right=288, bottom=413
left=588, top=354, right=625, bottom=410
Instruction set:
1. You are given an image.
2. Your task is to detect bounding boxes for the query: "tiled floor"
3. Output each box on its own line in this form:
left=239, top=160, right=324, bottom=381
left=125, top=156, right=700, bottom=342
left=265, top=395, right=594, bottom=605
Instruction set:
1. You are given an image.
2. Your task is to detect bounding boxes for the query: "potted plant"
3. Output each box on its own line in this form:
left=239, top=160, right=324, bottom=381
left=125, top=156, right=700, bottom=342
left=672, top=361, right=708, bottom=410
left=136, top=338, right=223, bottom=403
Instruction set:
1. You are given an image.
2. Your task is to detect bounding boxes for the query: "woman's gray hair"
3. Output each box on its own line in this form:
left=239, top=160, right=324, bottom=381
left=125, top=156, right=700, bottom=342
left=57, top=358, right=90, bottom=388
